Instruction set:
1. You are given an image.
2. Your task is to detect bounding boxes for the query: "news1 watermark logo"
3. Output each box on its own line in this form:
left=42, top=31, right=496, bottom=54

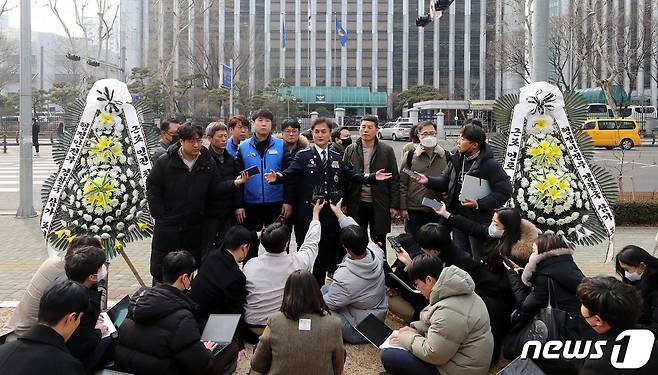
left=521, top=329, right=655, bottom=369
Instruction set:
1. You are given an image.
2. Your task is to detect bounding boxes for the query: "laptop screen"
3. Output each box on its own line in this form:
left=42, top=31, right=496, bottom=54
left=106, top=295, right=130, bottom=329
left=354, top=314, right=393, bottom=347
left=201, top=314, right=241, bottom=344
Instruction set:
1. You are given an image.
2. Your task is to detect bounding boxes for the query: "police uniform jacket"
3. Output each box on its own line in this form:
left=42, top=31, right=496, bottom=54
left=272, top=146, right=377, bottom=226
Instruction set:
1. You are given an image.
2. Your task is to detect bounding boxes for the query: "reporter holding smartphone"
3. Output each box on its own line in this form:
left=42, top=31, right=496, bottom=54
left=399, top=121, right=448, bottom=236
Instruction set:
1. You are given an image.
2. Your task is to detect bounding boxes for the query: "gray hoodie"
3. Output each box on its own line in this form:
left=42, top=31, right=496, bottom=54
left=323, top=216, right=388, bottom=326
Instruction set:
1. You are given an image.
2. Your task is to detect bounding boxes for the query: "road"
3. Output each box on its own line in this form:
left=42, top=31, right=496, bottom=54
left=0, top=140, right=656, bottom=213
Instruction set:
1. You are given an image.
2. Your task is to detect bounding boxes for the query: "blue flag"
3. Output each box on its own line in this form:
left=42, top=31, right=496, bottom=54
left=281, top=18, right=286, bottom=49
left=336, top=18, right=348, bottom=47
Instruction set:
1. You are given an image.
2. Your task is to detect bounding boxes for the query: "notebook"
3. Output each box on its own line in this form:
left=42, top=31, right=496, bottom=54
left=459, top=174, right=491, bottom=201
left=201, top=314, right=241, bottom=355
left=388, top=273, right=422, bottom=294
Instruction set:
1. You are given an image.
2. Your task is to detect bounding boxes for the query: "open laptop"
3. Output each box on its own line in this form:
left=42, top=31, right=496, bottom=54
left=99, top=295, right=130, bottom=338
left=201, top=314, right=241, bottom=356
left=354, top=314, right=406, bottom=351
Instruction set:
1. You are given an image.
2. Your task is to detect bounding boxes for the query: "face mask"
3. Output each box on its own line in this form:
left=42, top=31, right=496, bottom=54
left=96, top=264, right=107, bottom=282
left=625, top=270, right=642, bottom=282
left=170, top=135, right=180, bottom=145
left=420, top=136, right=438, bottom=148
left=340, top=137, right=352, bottom=148
left=488, top=224, right=504, bottom=238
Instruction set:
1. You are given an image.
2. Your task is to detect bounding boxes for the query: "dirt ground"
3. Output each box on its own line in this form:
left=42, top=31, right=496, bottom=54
left=1, top=307, right=509, bottom=374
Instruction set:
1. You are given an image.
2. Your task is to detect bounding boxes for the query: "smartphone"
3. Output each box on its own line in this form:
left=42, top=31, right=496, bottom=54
left=241, top=165, right=260, bottom=177
left=502, top=255, right=518, bottom=270
left=421, top=197, right=444, bottom=211
left=402, top=168, right=420, bottom=179
left=387, top=236, right=404, bottom=254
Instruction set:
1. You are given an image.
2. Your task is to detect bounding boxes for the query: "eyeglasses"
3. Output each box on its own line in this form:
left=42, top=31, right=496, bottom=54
left=283, top=130, right=299, bottom=135
left=419, top=132, right=437, bottom=137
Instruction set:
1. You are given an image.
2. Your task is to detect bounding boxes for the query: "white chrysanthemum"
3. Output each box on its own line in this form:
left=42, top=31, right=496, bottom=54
left=128, top=224, right=137, bottom=232
left=547, top=218, right=556, bottom=225
left=571, top=212, right=580, bottom=220
left=94, top=207, right=104, bottom=215
left=527, top=211, right=536, bottom=220
left=125, top=214, right=134, bottom=221
left=520, top=202, right=529, bottom=211
left=105, top=216, right=114, bottom=222
left=521, top=178, right=530, bottom=188
left=81, top=224, right=88, bottom=230
left=117, top=233, right=125, bottom=239
left=116, top=222, right=125, bottom=230
left=83, top=214, right=93, bottom=222
left=102, top=225, right=112, bottom=232
left=101, top=233, right=111, bottom=239
left=93, top=218, right=103, bottom=225
left=582, top=215, right=590, bottom=223
left=90, top=225, right=99, bottom=233
left=557, top=219, right=565, bottom=225
left=537, top=217, right=546, bottom=224
left=126, top=169, right=134, bottom=178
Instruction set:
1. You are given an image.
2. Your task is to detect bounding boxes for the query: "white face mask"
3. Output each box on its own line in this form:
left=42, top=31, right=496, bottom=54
left=420, top=136, right=438, bottom=149
left=625, top=270, right=642, bottom=282
left=96, top=264, right=107, bottom=282
left=488, top=224, right=504, bottom=238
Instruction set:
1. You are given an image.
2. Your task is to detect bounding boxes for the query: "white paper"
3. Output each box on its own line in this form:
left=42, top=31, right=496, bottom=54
left=298, top=318, right=312, bottom=331
left=379, top=330, right=408, bottom=350
left=99, top=312, right=117, bottom=338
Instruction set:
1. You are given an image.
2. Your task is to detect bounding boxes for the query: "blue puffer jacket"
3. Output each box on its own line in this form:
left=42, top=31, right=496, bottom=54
left=239, top=136, right=285, bottom=204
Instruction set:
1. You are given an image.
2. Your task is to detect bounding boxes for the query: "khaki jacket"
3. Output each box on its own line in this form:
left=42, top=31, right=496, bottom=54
left=399, top=144, right=448, bottom=211
left=399, top=266, right=494, bottom=375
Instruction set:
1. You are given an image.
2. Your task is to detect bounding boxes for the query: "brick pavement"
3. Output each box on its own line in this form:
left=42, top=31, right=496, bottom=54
left=0, top=214, right=656, bottom=302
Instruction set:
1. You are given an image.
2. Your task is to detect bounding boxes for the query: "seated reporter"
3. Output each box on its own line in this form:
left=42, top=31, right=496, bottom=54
left=250, top=270, right=345, bottom=375
left=116, top=251, right=238, bottom=375
left=0, top=281, right=88, bottom=375
left=381, top=255, right=493, bottom=375
left=321, top=199, right=388, bottom=344
left=4, top=235, right=101, bottom=340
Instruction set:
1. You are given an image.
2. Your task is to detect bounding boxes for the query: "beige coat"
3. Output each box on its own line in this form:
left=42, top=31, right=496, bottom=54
left=250, top=312, right=345, bottom=375
left=399, top=144, right=448, bottom=211
left=399, top=266, right=494, bottom=375
left=4, top=256, right=66, bottom=337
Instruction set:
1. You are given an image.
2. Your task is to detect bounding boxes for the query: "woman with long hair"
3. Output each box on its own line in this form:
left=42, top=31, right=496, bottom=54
left=434, top=206, right=539, bottom=272
left=616, top=245, right=658, bottom=334
left=250, top=270, right=345, bottom=375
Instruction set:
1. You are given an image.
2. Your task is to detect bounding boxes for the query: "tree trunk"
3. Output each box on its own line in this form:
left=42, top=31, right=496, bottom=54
left=601, top=80, right=620, bottom=117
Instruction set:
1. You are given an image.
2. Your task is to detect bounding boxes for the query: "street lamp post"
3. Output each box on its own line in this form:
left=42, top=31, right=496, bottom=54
left=17, top=0, right=36, bottom=218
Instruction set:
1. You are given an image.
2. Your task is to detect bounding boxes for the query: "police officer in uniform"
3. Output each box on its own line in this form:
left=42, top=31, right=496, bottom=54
left=265, top=117, right=392, bottom=284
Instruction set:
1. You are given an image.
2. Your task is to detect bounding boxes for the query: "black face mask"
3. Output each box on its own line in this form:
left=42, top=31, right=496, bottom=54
left=340, top=137, right=352, bottom=148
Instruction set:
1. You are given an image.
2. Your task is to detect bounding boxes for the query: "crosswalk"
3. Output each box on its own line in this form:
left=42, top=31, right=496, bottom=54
left=0, top=153, right=58, bottom=193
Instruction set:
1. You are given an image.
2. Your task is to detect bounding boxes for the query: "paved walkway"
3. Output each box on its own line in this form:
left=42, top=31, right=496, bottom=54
left=0, top=214, right=656, bottom=302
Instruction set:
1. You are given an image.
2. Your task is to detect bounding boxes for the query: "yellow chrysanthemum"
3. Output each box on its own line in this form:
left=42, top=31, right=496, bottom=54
left=89, top=135, right=123, bottom=163
left=114, top=239, right=124, bottom=250
left=66, top=235, right=77, bottom=244
left=545, top=175, right=559, bottom=187
left=558, top=180, right=570, bottom=191
left=547, top=186, right=562, bottom=201
left=54, top=229, right=66, bottom=239
left=533, top=118, right=549, bottom=131
left=535, top=181, right=548, bottom=193
left=98, top=112, right=115, bottom=125
left=528, top=145, right=544, bottom=157
left=83, top=176, right=115, bottom=209
left=138, top=222, right=148, bottom=232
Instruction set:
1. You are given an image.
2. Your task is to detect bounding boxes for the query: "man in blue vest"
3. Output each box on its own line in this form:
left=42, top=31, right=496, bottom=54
left=265, top=118, right=392, bottom=284
left=236, top=109, right=293, bottom=262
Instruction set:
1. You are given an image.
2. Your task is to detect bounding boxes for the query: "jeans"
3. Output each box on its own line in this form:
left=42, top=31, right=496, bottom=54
left=381, top=348, right=441, bottom=375
left=320, top=285, right=369, bottom=344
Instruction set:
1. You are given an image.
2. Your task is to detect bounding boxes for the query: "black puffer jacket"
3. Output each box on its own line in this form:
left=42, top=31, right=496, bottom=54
left=146, top=143, right=218, bottom=228
left=115, top=284, right=212, bottom=375
left=508, top=248, right=585, bottom=316
left=206, top=146, right=241, bottom=218
left=636, top=271, right=658, bottom=335
left=426, top=143, right=512, bottom=224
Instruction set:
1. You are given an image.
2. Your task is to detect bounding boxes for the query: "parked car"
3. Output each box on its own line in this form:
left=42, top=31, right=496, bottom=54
left=582, top=118, right=641, bottom=150
left=377, top=122, right=412, bottom=141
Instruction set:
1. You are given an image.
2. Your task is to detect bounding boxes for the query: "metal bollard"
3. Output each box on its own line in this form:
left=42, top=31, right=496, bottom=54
left=2, top=134, right=6, bottom=153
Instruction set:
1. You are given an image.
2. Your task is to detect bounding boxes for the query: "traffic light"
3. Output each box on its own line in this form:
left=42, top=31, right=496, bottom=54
left=416, top=0, right=455, bottom=27
left=86, top=59, right=101, bottom=67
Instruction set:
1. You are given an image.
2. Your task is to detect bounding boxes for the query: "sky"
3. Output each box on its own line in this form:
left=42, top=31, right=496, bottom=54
left=5, top=0, right=105, bottom=37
